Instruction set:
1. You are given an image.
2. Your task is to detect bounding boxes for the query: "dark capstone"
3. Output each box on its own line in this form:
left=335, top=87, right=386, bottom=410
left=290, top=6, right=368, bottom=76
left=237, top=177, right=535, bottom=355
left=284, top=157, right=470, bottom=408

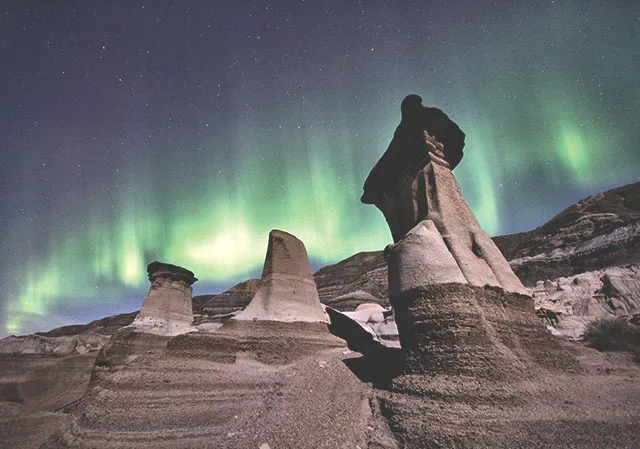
left=146, top=261, right=198, bottom=285
left=361, top=94, right=465, bottom=205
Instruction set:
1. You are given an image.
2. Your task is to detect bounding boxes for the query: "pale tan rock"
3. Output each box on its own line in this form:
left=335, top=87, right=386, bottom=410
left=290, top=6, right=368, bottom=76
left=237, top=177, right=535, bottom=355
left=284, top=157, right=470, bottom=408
left=354, top=303, right=385, bottom=312
left=347, top=304, right=386, bottom=325
left=0, top=332, right=109, bottom=356
left=234, top=230, right=327, bottom=323
left=532, top=264, right=640, bottom=339
left=386, top=219, right=467, bottom=296
left=130, top=261, right=197, bottom=336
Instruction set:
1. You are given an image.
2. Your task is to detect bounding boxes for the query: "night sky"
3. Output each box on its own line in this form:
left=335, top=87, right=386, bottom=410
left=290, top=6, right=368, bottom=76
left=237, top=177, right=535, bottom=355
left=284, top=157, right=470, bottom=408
left=1, top=1, right=638, bottom=337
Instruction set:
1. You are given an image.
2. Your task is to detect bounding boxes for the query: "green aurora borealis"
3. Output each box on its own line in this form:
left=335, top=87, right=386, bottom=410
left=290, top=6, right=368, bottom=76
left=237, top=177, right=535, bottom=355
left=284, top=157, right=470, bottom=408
left=1, top=1, right=638, bottom=336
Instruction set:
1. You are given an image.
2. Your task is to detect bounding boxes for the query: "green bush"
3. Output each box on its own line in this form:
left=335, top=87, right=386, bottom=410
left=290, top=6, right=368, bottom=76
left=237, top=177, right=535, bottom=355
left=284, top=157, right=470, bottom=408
left=583, top=318, right=640, bottom=356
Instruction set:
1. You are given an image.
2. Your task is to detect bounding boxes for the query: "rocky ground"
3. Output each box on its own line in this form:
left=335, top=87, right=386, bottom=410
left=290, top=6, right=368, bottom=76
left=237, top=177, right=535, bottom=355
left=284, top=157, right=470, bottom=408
left=1, top=334, right=639, bottom=448
left=0, top=353, right=97, bottom=449
left=43, top=337, right=395, bottom=449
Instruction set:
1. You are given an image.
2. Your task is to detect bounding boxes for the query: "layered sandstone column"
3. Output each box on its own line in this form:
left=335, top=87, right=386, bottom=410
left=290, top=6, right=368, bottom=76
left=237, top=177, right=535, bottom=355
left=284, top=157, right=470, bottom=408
left=131, top=261, right=198, bottom=336
left=210, top=230, right=342, bottom=364
left=360, top=95, right=546, bottom=378
left=233, top=229, right=328, bottom=323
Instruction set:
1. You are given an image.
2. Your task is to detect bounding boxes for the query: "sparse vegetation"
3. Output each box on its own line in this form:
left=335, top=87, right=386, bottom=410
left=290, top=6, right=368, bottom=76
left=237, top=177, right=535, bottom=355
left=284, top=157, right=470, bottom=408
left=583, top=318, right=640, bottom=361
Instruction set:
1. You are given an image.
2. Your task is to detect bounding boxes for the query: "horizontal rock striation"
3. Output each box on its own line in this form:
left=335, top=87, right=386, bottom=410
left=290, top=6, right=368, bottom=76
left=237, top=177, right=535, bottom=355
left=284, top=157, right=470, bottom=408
left=314, top=251, right=388, bottom=309
left=193, top=279, right=261, bottom=316
left=380, top=354, right=640, bottom=448
left=391, top=283, right=580, bottom=378
left=0, top=353, right=97, bottom=412
left=44, top=344, right=379, bottom=448
left=495, top=182, right=640, bottom=285
left=379, top=283, right=640, bottom=448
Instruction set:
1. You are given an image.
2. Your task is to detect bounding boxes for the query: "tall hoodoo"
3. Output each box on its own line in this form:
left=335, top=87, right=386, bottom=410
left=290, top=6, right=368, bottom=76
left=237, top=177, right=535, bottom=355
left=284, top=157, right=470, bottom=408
left=361, top=95, right=551, bottom=379
left=131, top=261, right=198, bottom=336
left=362, top=94, right=528, bottom=296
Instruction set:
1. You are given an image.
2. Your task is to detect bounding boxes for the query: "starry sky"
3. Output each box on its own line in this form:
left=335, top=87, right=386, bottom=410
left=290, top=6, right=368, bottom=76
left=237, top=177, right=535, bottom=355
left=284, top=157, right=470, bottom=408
left=1, top=1, right=638, bottom=337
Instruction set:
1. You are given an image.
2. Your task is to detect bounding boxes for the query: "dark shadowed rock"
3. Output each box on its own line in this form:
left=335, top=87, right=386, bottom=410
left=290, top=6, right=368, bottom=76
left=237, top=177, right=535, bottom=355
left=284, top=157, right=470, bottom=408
left=361, top=94, right=465, bottom=205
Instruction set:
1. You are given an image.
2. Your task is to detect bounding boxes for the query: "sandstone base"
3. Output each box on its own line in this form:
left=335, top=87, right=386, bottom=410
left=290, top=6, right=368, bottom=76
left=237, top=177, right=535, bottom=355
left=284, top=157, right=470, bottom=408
left=380, top=360, right=640, bottom=448
left=391, top=283, right=580, bottom=378
left=381, top=283, right=640, bottom=448
left=216, top=320, right=346, bottom=365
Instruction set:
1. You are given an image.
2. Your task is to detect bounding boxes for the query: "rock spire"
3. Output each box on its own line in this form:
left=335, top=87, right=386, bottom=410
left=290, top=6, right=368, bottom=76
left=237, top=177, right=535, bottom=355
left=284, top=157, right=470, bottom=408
left=233, top=229, right=328, bottom=323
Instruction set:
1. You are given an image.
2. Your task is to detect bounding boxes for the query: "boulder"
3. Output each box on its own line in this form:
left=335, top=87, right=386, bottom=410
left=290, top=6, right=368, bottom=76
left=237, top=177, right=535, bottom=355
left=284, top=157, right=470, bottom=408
left=386, top=219, right=466, bottom=297
left=130, top=261, right=197, bottom=336
left=322, top=290, right=384, bottom=311
left=343, top=304, right=399, bottom=347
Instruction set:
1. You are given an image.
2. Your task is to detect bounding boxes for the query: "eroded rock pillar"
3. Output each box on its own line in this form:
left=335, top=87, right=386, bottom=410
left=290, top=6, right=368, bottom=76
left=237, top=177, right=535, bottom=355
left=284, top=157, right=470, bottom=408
left=131, top=261, right=198, bottom=336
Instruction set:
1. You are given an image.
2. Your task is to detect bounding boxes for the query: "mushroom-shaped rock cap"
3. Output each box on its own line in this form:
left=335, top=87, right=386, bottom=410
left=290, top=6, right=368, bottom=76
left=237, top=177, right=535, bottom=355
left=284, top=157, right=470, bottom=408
left=361, top=94, right=465, bottom=205
left=400, top=94, right=465, bottom=169
left=400, top=94, right=424, bottom=118
left=234, top=230, right=327, bottom=323
left=147, top=261, right=198, bottom=285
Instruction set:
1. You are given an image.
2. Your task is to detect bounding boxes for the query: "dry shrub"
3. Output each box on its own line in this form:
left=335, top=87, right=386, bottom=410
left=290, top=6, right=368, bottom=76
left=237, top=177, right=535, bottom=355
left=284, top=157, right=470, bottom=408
left=583, top=318, right=640, bottom=361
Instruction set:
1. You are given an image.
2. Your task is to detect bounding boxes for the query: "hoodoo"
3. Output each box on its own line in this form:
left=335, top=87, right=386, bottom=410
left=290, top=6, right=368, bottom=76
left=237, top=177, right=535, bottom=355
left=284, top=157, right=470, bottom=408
left=130, top=261, right=198, bottom=336
left=233, top=229, right=328, bottom=323
left=216, top=229, right=343, bottom=364
left=362, top=94, right=528, bottom=296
